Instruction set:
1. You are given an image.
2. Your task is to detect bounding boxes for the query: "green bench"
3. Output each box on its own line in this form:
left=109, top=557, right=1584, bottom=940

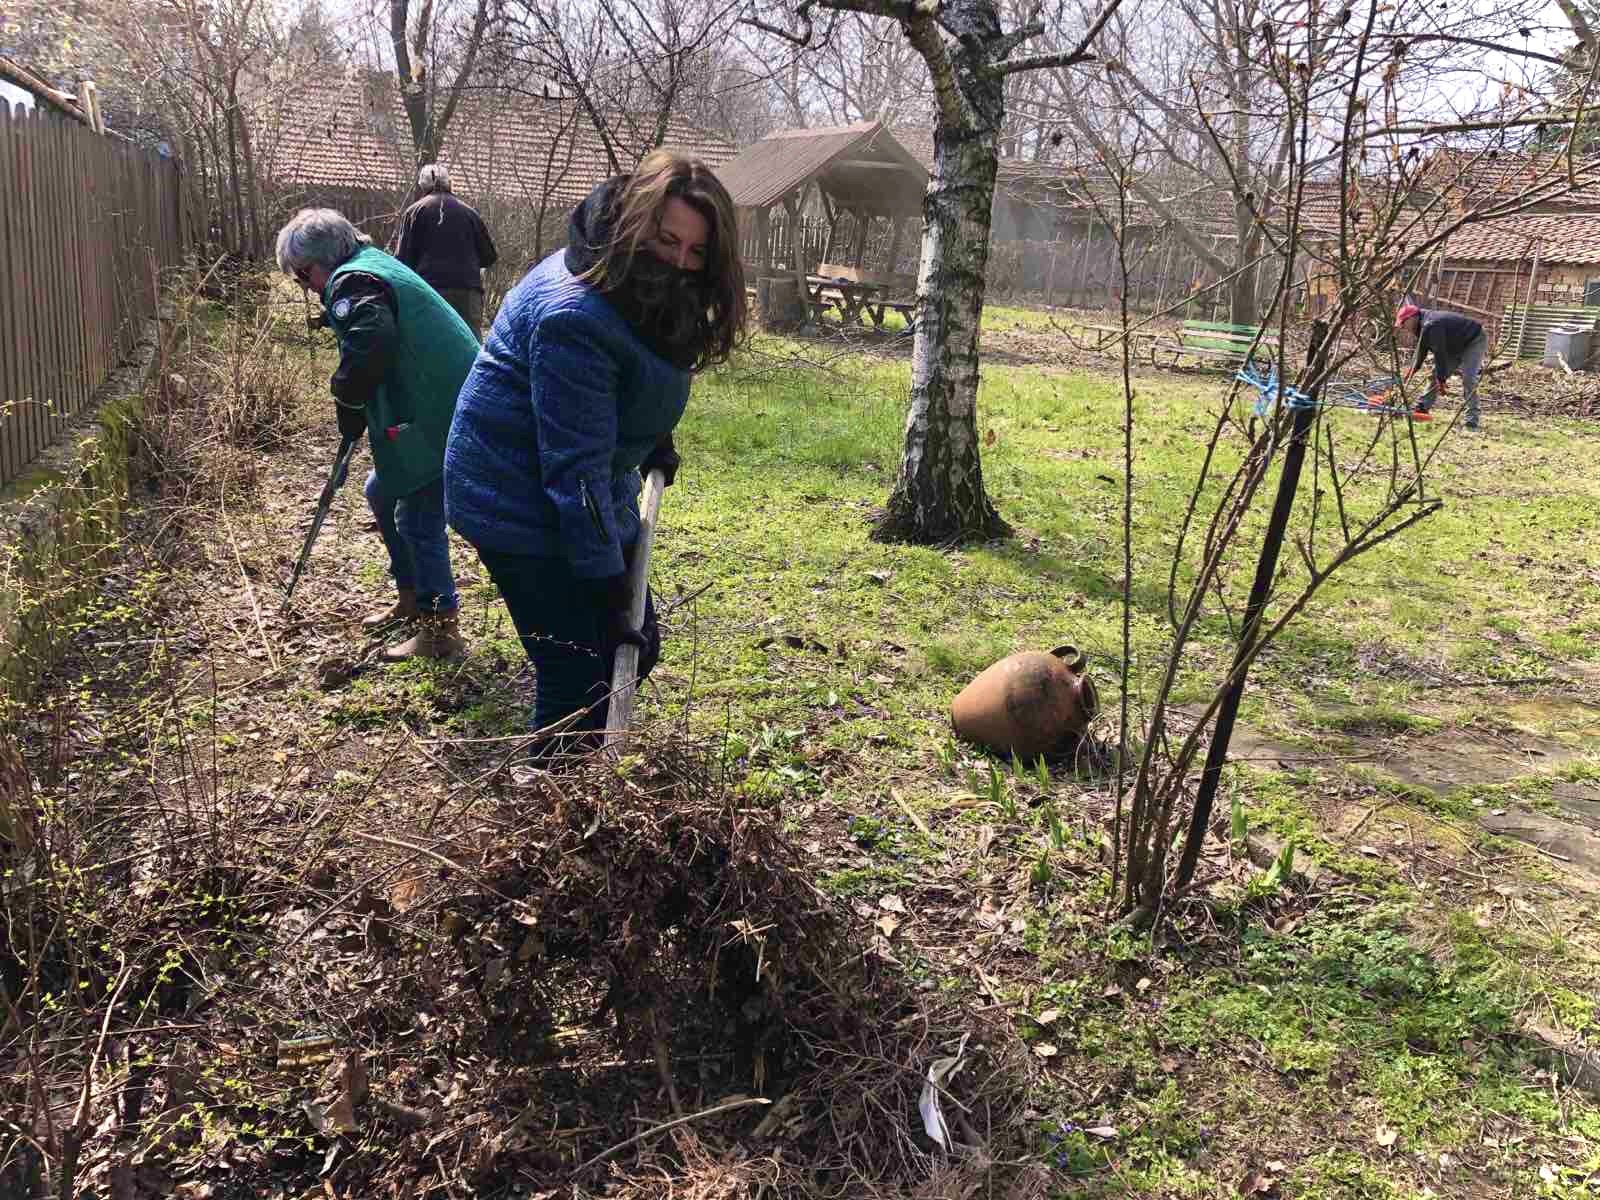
left=1155, top=320, right=1281, bottom=369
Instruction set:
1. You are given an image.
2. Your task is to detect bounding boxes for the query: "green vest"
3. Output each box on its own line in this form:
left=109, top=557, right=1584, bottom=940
left=326, top=246, right=480, bottom=496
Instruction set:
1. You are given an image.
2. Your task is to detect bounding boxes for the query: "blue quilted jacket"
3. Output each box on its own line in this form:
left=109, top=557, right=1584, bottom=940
left=443, top=251, right=691, bottom=578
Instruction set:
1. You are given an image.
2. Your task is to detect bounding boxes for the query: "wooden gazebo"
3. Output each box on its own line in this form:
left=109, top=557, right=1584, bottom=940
left=715, top=121, right=928, bottom=322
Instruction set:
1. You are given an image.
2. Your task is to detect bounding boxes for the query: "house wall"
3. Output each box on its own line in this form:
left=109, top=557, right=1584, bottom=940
left=1407, top=259, right=1599, bottom=349
left=1304, top=255, right=1556, bottom=350
left=1532, top=262, right=1600, bottom=306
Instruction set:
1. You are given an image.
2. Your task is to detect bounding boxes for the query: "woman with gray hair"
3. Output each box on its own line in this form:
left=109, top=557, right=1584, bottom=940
left=392, top=162, right=499, bottom=335
left=276, top=207, right=481, bottom=660
left=417, top=163, right=451, bottom=194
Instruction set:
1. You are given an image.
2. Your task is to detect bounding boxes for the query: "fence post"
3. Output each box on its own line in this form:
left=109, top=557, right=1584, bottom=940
left=1074, top=218, right=1094, bottom=306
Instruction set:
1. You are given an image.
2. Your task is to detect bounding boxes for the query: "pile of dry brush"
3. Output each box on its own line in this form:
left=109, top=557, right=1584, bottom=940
left=3, top=721, right=1043, bottom=1198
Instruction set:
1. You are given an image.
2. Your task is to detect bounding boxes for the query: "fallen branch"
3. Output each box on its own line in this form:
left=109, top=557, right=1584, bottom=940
left=568, top=1096, right=771, bottom=1179
left=1343, top=798, right=1394, bottom=841
left=59, top=955, right=131, bottom=1200
left=890, top=788, right=932, bottom=838
left=1421, top=676, right=1565, bottom=691
left=220, top=482, right=280, bottom=673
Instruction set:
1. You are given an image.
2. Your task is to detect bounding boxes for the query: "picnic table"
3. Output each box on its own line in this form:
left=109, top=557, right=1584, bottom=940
left=805, top=263, right=917, bottom=331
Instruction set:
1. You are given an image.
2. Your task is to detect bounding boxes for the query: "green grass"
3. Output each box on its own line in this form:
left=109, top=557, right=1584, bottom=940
left=813, top=300, right=1106, bottom=337
left=660, top=338, right=1600, bottom=759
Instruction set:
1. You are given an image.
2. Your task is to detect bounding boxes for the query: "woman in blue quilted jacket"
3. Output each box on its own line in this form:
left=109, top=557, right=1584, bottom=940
left=444, top=151, right=746, bottom=763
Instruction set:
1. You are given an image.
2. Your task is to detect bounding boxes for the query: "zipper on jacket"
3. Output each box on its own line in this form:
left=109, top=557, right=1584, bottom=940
left=579, top=477, right=609, bottom=541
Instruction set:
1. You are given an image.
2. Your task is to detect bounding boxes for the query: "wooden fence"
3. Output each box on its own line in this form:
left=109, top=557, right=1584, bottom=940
left=741, top=210, right=1274, bottom=316
left=0, top=103, right=184, bottom=489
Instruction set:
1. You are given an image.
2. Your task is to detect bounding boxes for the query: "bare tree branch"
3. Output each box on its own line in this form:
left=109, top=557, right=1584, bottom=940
left=988, top=0, right=1120, bottom=76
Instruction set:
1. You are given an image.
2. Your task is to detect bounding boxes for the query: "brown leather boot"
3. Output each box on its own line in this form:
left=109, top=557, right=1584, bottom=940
left=362, top=588, right=419, bottom=633
left=380, top=610, right=466, bottom=663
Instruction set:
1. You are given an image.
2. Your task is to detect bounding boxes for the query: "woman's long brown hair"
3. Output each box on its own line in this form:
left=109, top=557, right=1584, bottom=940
left=576, top=150, right=747, bottom=369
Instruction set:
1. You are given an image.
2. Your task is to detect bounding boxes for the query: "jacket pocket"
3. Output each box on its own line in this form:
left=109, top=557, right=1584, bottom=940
left=382, top=421, right=440, bottom=485
left=579, top=476, right=609, bottom=541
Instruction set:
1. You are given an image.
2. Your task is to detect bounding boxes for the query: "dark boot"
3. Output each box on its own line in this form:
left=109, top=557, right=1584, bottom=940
left=381, top=610, right=466, bottom=663
left=362, top=587, right=419, bottom=633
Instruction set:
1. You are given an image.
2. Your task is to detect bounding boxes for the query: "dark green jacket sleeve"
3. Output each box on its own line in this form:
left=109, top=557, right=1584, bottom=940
left=326, top=271, right=399, bottom=439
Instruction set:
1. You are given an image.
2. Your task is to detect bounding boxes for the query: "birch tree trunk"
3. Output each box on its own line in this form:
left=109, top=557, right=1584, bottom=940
left=875, top=115, right=1010, bottom=542
left=784, top=0, right=1115, bottom=541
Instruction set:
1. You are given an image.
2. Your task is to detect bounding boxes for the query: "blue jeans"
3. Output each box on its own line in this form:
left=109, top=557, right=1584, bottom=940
left=364, top=470, right=457, bottom=613
left=1457, top=333, right=1487, bottom=427
left=1417, top=334, right=1487, bottom=427
left=475, top=546, right=659, bottom=757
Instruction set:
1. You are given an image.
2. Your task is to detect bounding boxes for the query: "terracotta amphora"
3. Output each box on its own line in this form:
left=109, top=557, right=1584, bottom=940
left=950, top=645, right=1099, bottom=758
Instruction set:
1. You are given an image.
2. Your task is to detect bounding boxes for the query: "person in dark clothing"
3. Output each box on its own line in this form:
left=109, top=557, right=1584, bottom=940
left=276, top=208, right=480, bottom=660
left=391, top=164, right=499, bottom=335
left=444, top=151, right=747, bottom=766
left=1395, top=302, right=1489, bottom=431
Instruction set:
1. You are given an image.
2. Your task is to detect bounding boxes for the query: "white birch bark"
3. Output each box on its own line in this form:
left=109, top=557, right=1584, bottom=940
left=790, top=0, right=1117, bottom=541
left=874, top=0, right=1011, bottom=541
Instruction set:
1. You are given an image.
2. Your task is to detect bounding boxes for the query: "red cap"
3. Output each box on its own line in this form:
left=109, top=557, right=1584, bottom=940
left=1394, top=302, right=1421, bottom=328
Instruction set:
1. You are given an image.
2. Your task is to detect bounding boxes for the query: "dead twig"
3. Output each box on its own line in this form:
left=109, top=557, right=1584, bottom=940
left=58, top=955, right=131, bottom=1200
left=568, top=1097, right=771, bottom=1180
left=1344, top=799, right=1395, bottom=841
left=1421, top=676, right=1567, bottom=691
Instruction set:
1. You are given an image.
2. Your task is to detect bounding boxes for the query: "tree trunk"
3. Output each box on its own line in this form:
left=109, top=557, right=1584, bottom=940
left=1229, top=267, right=1257, bottom=328
left=782, top=194, right=809, bottom=317
left=232, top=76, right=263, bottom=259
left=222, top=102, right=244, bottom=258
left=874, top=115, right=1010, bottom=543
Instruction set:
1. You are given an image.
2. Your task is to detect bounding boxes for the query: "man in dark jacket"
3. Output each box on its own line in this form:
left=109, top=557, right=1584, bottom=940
left=1396, top=302, right=1488, bottom=431
left=392, top=163, right=499, bottom=335
left=276, top=208, right=481, bottom=660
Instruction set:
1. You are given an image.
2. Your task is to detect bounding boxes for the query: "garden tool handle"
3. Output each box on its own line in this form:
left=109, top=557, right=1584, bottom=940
left=604, top=468, right=666, bottom=754
left=282, top=434, right=358, bottom=611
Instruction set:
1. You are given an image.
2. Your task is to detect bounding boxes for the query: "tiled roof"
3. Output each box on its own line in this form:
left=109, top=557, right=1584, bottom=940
left=1421, top=150, right=1600, bottom=211
left=713, top=121, right=926, bottom=215
left=1293, top=177, right=1450, bottom=241
left=260, top=70, right=734, bottom=208
left=1441, top=212, right=1600, bottom=265
left=889, top=124, right=1078, bottom=188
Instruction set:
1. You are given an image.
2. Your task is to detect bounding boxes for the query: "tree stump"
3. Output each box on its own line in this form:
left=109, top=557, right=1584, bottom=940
left=757, top=276, right=804, bottom=331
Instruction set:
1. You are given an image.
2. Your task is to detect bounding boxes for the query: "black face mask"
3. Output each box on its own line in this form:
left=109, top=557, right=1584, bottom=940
left=564, top=178, right=714, bottom=371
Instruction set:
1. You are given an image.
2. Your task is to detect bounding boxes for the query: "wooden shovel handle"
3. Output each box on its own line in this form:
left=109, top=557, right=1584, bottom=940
left=603, top=468, right=666, bottom=754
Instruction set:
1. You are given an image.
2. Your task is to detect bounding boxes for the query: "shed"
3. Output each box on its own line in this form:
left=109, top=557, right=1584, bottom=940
left=1432, top=212, right=1600, bottom=355
left=715, top=121, right=927, bottom=307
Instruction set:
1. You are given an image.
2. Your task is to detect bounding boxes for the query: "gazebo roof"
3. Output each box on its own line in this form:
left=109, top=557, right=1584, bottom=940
left=715, top=120, right=927, bottom=217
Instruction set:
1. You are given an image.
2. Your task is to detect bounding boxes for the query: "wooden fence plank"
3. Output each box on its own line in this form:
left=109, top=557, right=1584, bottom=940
left=0, top=104, right=23, bottom=482
left=65, top=118, right=87, bottom=422
left=18, top=107, right=44, bottom=475
left=45, top=113, right=66, bottom=434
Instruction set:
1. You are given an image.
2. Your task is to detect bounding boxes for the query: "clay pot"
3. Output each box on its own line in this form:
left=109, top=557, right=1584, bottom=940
left=950, top=645, right=1099, bottom=758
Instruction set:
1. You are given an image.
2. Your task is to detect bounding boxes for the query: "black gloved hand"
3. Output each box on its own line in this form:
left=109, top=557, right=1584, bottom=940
left=600, top=572, right=647, bottom=649
left=334, top=398, right=367, bottom=442
left=306, top=311, right=327, bottom=333
left=639, top=434, right=680, bottom=488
